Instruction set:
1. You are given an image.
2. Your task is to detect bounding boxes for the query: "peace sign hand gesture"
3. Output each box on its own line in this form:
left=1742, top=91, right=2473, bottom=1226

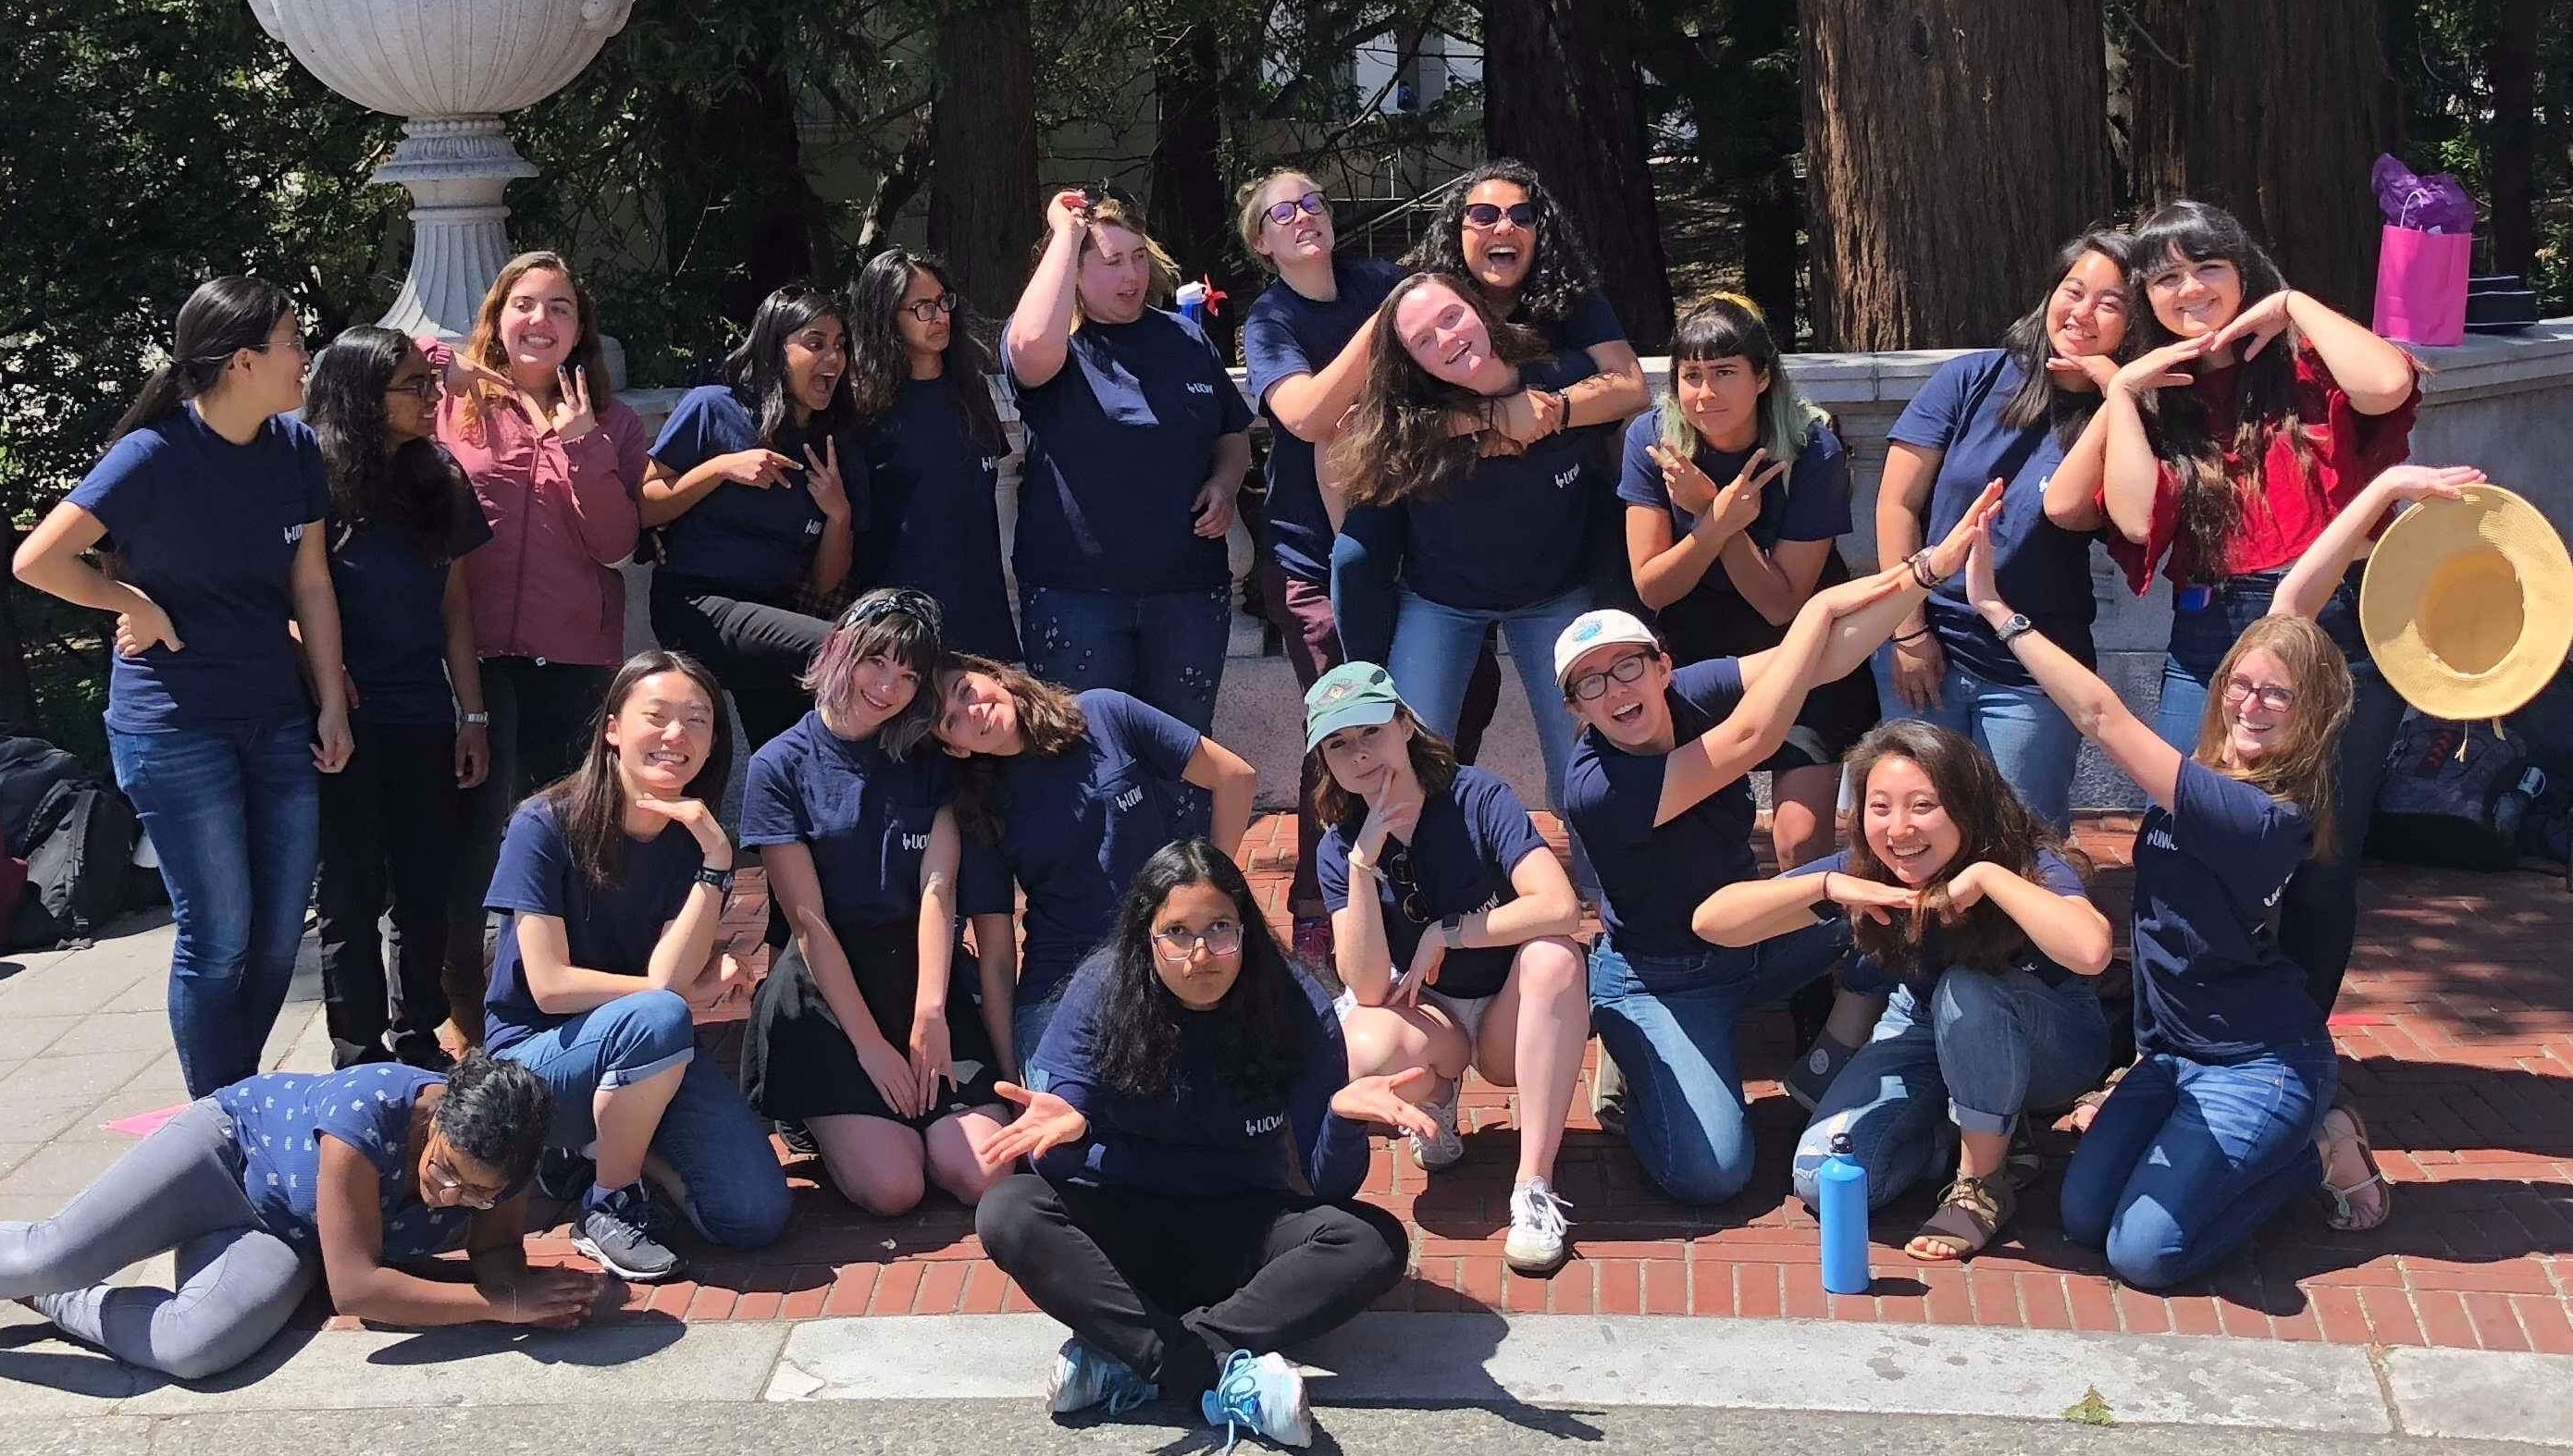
left=802, top=438, right=851, bottom=524
left=546, top=365, right=596, bottom=441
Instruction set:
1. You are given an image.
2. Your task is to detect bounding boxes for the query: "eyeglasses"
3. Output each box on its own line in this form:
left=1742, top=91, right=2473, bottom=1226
left=2221, top=677, right=2296, bottom=713
left=1264, top=191, right=1329, bottom=227
left=1152, top=920, right=1243, bottom=963
left=901, top=292, right=959, bottom=324
left=1382, top=845, right=1431, bottom=924
left=1462, top=202, right=1538, bottom=230
left=839, top=586, right=942, bottom=632
left=1567, top=651, right=1652, bottom=702
left=424, top=1141, right=504, bottom=1209
left=385, top=375, right=443, bottom=401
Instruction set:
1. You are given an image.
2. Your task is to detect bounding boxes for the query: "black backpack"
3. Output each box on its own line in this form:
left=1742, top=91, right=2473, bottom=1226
left=2369, top=715, right=2539, bottom=872
left=3, top=746, right=139, bottom=950
left=0, top=736, right=82, bottom=855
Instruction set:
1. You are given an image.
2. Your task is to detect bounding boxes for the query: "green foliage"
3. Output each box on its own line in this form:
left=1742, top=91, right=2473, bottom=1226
left=2386, top=0, right=2573, bottom=312
left=2063, top=1385, right=2117, bottom=1426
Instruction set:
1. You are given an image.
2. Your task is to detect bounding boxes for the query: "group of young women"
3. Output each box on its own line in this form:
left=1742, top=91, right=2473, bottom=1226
left=2, top=159, right=2439, bottom=1444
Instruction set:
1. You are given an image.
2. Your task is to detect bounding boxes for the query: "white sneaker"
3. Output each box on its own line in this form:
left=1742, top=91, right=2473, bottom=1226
left=1409, top=1092, right=1465, bottom=1172
left=1503, top=1176, right=1572, bottom=1273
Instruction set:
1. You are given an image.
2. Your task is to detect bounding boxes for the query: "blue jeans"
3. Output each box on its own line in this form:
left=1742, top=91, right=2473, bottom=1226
left=2059, top=1039, right=2337, bottom=1289
left=1872, top=649, right=2082, bottom=834
left=1327, top=507, right=1404, bottom=665
left=1013, top=991, right=1064, bottom=1077
left=1021, top=585, right=1231, bottom=736
left=2150, top=563, right=2402, bottom=1010
left=1790, top=969, right=2109, bottom=1210
left=1588, top=919, right=1849, bottom=1204
left=110, top=722, right=321, bottom=1099
left=496, top=990, right=790, bottom=1249
left=1387, top=584, right=1596, bottom=895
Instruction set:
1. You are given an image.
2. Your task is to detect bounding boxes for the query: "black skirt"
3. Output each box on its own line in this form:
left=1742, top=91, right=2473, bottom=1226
left=1652, top=547, right=1882, bottom=771
left=741, top=921, right=1004, bottom=1131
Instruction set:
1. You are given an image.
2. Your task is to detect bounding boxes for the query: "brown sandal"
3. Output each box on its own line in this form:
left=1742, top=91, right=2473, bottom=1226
left=2058, top=1063, right=2130, bottom=1136
left=1906, top=1175, right=2016, bottom=1262
left=2318, top=1098, right=2392, bottom=1232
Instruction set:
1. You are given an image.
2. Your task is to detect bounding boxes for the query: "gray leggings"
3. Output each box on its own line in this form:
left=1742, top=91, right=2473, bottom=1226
left=0, top=1099, right=315, bottom=1380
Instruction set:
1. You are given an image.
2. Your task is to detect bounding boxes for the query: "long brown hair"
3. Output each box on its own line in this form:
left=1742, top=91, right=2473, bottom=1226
left=542, top=650, right=733, bottom=886
left=1841, top=721, right=2087, bottom=980
left=944, top=654, right=1090, bottom=845
left=1307, top=706, right=1463, bottom=834
left=2193, top=615, right=2354, bottom=862
left=453, top=251, right=615, bottom=438
left=1331, top=272, right=1548, bottom=511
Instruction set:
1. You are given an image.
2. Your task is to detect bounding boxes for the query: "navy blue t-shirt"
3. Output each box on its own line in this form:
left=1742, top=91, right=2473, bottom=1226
left=855, top=376, right=1019, bottom=660
left=1314, top=766, right=1547, bottom=1001
left=1786, top=847, right=2090, bottom=988
left=1243, top=257, right=1405, bottom=584
left=1524, top=290, right=1627, bottom=355
left=1008, top=309, right=1254, bottom=596
left=958, top=690, right=1202, bottom=1007
left=1025, top=958, right=1369, bottom=1202
left=328, top=469, right=493, bottom=729
left=742, top=710, right=951, bottom=938
left=68, top=406, right=329, bottom=734
left=215, top=1065, right=471, bottom=1263
left=649, top=385, right=863, bottom=599
left=481, top=798, right=706, bottom=1052
left=1617, top=414, right=1852, bottom=591
left=1565, top=658, right=1763, bottom=960
left=1886, top=351, right=2100, bottom=685
left=1401, top=429, right=1600, bottom=611
left=2129, top=761, right=2324, bottom=1061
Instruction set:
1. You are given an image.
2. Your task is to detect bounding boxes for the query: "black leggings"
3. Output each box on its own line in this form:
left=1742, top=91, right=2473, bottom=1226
left=975, top=1173, right=1405, bottom=1400
left=649, top=576, right=832, bottom=753
left=316, top=721, right=463, bottom=1067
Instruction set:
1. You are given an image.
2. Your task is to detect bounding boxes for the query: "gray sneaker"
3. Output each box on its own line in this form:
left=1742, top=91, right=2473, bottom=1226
left=575, top=1182, right=682, bottom=1283
left=1787, top=1032, right=1860, bottom=1112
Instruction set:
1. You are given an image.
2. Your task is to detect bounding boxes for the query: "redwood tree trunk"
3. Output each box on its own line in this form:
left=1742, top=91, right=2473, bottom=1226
left=2125, top=0, right=2396, bottom=314
left=2488, top=0, right=2542, bottom=279
left=1800, top=0, right=2112, bottom=350
left=1482, top=0, right=1676, bottom=350
left=654, top=57, right=830, bottom=324
left=1148, top=19, right=1240, bottom=355
left=928, top=0, right=1040, bottom=317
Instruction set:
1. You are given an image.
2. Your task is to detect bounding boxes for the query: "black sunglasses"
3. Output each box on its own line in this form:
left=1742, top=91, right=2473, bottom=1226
left=1382, top=845, right=1431, bottom=925
left=1463, top=201, right=1539, bottom=230
left=1264, top=191, right=1329, bottom=227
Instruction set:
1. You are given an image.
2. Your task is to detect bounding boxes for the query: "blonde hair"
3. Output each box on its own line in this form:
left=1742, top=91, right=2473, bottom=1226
left=2196, top=615, right=2356, bottom=863
left=1235, top=170, right=1321, bottom=272
left=1030, top=199, right=1181, bottom=324
left=1655, top=290, right=1827, bottom=471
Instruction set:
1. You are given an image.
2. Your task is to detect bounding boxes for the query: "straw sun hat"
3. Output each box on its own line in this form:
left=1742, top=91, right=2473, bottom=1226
left=2360, top=483, right=2573, bottom=722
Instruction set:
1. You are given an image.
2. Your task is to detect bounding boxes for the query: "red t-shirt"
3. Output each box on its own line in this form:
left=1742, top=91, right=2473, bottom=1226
left=2107, top=345, right=2419, bottom=595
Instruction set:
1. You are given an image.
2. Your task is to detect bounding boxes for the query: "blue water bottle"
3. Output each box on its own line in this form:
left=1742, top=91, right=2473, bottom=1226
left=1818, top=1131, right=1871, bottom=1295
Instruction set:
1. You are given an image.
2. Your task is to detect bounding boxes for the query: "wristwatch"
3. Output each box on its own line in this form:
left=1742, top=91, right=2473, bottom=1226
left=693, top=864, right=736, bottom=897
left=1993, top=612, right=2035, bottom=646
left=459, top=711, right=491, bottom=725
left=1439, top=914, right=1466, bottom=950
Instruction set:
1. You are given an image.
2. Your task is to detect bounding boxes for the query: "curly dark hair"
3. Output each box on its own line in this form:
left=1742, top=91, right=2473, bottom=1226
left=303, top=326, right=467, bottom=556
left=1332, top=272, right=1549, bottom=510
left=1997, top=228, right=2141, bottom=446
left=941, top=654, right=1091, bottom=846
left=2126, top=200, right=2336, bottom=586
left=433, top=1050, right=554, bottom=1192
left=1839, top=721, right=2089, bottom=982
left=1404, top=157, right=1603, bottom=328
left=847, top=248, right=1005, bottom=452
left=1087, top=839, right=1307, bottom=1104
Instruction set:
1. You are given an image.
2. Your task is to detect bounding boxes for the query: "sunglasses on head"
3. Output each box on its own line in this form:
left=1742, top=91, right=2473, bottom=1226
left=901, top=292, right=959, bottom=324
left=1463, top=201, right=1538, bottom=230
left=1264, top=191, right=1329, bottom=227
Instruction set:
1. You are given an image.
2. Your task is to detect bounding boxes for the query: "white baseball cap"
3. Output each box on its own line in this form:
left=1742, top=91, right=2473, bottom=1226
left=1552, top=609, right=1661, bottom=690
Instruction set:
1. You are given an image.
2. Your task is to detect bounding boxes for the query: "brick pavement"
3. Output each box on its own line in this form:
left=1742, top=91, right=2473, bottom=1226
left=476, top=812, right=2573, bottom=1353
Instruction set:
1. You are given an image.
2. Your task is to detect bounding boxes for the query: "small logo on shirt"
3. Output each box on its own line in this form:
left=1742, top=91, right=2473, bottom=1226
left=1553, top=464, right=1583, bottom=490
left=1244, top=1111, right=1285, bottom=1137
left=1113, top=785, right=1144, bottom=812
left=283, top=523, right=309, bottom=545
left=2143, top=826, right=2177, bottom=854
left=804, top=519, right=824, bottom=537
left=1187, top=382, right=1217, bottom=396
left=901, top=832, right=930, bottom=852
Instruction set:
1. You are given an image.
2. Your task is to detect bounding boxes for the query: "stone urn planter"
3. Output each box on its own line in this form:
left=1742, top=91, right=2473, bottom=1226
left=248, top=0, right=635, bottom=338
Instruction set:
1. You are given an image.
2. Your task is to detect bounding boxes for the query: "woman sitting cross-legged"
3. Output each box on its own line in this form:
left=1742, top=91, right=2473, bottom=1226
left=482, top=650, right=789, bottom=1283
left=975, top=839, right=1426, bottom=1450
left=0, top=1055, right=597, bottom=1380
left=1694, top=721, right=2113, bottom=1261
left=1305, top=661, right=1589, bottom=1276
left=738, top=588, right=1013, bottom=1216
left=1962, top=518, right=2350, bottom=1288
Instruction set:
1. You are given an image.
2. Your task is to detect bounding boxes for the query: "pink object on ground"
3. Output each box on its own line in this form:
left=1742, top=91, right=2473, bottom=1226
left=105, top=1105, right=189, bottom=1139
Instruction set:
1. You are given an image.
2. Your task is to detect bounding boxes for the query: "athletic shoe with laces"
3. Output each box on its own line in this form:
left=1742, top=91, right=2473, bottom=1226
left=536, top=1147, right=594, bottom=1204
left=1787, top=1031, right=1860, bottom=1111
left=776, top=1120, right=820, bottom=1159
left=1046, top=1336, right=1158, bottom=1415
left=1408, top=1092, right=1465, bottom=1172
left=1200, top=1349, right=1311, bottom=1450
left=1290, top=915, right=1334, bottom=975
left=1503, top=1176, right=1572, bottom=1273
left=574, top=1182, right=682, bottom=1283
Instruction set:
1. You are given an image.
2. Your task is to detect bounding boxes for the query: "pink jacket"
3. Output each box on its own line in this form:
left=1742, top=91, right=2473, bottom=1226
left=438, top=393, right=651, bottom=666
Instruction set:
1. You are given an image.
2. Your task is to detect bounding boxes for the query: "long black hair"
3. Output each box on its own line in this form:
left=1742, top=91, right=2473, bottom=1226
left=1089, top=839, right=1306, bottom=1105
left=723, top=284, right=858, bottom=448
left=544, top=649, right=734, bottom=886
left=110, top=276, right=296, bottom=442
left=1405, top=157, right=1603, bottom=328
left=432, top=1050, right=553, bottom=1192
left=303, top=326, right=465, bottom=555
left=1998, top=229, right=2140, bottom=444
left=847, top=248, right=1005, bottom=452
left=2126, top=199, right=2319, bottom=584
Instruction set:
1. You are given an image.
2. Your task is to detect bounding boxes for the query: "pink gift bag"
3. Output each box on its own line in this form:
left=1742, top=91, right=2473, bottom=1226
left=2373, top=224, right=2470, bottom=347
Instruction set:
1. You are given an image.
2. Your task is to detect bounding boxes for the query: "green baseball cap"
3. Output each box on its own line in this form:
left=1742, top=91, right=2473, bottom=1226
left=1304, top=661, right=1404, bottom=752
